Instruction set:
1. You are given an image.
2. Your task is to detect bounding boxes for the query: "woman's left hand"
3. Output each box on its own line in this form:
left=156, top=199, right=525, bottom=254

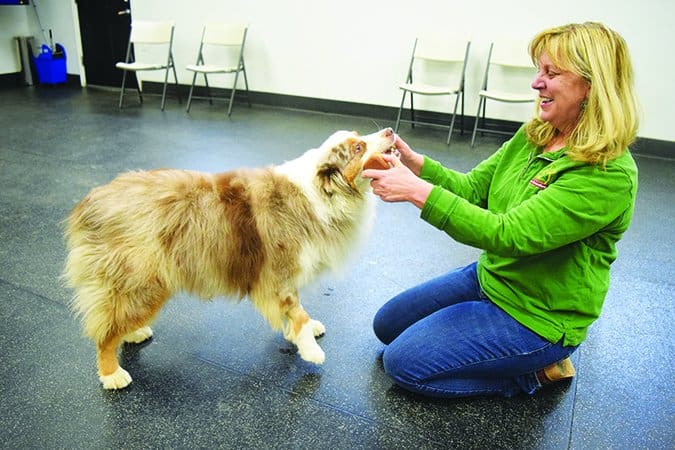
left=362, top=153, right=434, bottom=209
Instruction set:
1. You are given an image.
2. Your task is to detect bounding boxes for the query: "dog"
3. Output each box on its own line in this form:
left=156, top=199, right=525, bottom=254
left=63, top=127, right=395, bottom=389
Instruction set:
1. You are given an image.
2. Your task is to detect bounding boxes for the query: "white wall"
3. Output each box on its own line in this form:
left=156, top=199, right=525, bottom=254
left=0, top=5, right=32, bottom=73
left=0, top=2, right=79, bottom=73
left=0, top=0, right=673, bottom=142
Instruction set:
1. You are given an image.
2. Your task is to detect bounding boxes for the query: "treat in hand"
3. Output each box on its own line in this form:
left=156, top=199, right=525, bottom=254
left=363, top=153, right=390, bottom=170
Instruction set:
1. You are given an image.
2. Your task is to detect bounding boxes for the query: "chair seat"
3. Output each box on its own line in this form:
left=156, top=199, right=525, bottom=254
left=116, top=62, right=167, bottom=71
left=186, top=64, right=240, bottom=74
left=479, top=89, right=535, bottom=103
left=399, top=82, right=459, bottom=96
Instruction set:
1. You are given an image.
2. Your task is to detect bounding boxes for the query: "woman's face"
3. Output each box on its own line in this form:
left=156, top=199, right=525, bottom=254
left=531, top=52, right=590, bottom=136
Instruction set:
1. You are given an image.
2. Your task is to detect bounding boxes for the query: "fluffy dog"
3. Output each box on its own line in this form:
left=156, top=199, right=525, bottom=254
left=64, top=127, right=395, bottom=389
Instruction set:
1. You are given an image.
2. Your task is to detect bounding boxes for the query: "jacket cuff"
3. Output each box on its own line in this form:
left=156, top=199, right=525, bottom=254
left=420, top=186, right=459, bottom=230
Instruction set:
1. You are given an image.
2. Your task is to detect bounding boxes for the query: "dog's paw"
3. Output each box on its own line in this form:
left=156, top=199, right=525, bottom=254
left=298, top=344, right=325, bottom=365
left=292, top=320, right=325, bottom=364
left=100, top=366, right=132, bottom=390
left=123, top=326, right=153, bottom=344
left=310, top=319, right=325, bottom=338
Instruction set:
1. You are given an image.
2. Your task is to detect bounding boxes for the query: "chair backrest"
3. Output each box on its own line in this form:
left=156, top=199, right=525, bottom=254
left=196, top=23, right=248, bottom=68
left=408, top=34, right=471, bottom=89
left=130, top=20, right=175, bottom=44
left=202, top=23, right=248, bottom=46
left=489, top=40, right=533, bottom=68
left=481, top=41, right=536, bottom=95
left=414, top=34, right=469, bottom=63
left=123, top=20, right=175, bottom=67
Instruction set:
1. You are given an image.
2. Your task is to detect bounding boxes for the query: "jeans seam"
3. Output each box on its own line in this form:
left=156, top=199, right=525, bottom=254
left=391, top=341, right=555, bottom=398
left=396, top=378, right=502, bottom=397
left=419, top=340, right=554, bottom=385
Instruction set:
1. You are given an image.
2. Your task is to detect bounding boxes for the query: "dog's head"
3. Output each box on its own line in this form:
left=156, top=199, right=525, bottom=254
left=315, top=128, right=396, bottom=195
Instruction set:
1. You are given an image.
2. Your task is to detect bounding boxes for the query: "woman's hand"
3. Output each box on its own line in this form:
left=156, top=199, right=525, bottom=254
left=394, top=135, right=424, bottom=176
left=362, top=153, right=433, bottom=209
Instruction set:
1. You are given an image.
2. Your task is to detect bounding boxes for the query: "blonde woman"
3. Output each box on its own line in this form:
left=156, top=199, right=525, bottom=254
left=363, top=22, right=639, bottom=397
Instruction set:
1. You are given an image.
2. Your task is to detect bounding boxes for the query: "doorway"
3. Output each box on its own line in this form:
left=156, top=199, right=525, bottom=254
left=76, top=0, right=134, bottom=88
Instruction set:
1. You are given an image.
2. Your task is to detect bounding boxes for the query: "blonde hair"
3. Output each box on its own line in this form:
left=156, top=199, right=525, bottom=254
left=525, top=22, right=639, bottom=165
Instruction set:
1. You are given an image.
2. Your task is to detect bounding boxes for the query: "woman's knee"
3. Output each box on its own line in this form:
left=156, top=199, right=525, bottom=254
left=381, top=342, right=409, bottom=383
left=372, top=306, right=395, bottom=345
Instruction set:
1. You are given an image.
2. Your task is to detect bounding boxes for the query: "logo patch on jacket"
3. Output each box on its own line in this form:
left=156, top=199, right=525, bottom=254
left=530, top=168, right=556, bottom=189
left=529, top=178, right=548, bottom=189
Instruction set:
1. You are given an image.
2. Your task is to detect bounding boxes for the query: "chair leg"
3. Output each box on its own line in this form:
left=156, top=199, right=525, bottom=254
left=480, top=98, right=487, bottom=135
left=201, top=74, right=213, bottom=105
left=134, top=73, right=143, bottom=104
left=242, top=68, right=251, bottom=108
left=460, top=91, right=465, bottom=135
left=395, top=90, right=407, bottom=133
left=186, top=72, right=198, bottom=113
left=160, top=67, right=170, bottom=111
left=118, top=70, right=128, bottom=109
left=227, top=71, right=240, bottom=116
left=172, top=63, right=181, bottom=104
left=447, top=94, right=461, bottom=145
left=470, top=96, right=484, bottom=148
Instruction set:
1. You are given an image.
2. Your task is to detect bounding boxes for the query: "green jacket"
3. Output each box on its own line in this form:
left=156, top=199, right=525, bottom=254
left=419, top=126, right=638, bottom=346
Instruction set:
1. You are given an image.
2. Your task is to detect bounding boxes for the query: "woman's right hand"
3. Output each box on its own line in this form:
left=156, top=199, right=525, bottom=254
left=394, top=134, right=424, bottom=176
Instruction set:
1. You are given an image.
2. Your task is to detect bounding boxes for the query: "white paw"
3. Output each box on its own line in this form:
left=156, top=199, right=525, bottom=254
left=293, top=321, right=325, bottom=364
left=123, top=326, right=153, bottom=344
left=310, top=319, right=325, bottom=337
left=100, top=366, right=132, bottom=390
left=298, top=343, right=325, bottom=365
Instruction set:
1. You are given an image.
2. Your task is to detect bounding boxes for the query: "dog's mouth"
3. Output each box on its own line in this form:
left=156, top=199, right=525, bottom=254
left=384, top=145, right=399, bottom=157
left=346, top=148, right=397, bottom=188
left=339, top=128, right=397, bottom=189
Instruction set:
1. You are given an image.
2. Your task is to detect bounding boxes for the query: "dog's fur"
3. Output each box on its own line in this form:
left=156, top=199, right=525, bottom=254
left=64, top=128, right=395, bottom=389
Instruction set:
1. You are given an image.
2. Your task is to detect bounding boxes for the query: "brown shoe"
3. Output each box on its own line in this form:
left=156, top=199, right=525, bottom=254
left=537, top=357, right=576, bottom=384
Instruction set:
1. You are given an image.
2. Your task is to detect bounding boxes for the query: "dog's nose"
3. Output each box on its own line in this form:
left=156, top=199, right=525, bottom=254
left=382, top=127, right=394, bottom=137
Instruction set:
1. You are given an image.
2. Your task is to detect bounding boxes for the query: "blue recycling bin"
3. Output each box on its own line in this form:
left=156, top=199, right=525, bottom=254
left=34, top=43, right=67, bottom=84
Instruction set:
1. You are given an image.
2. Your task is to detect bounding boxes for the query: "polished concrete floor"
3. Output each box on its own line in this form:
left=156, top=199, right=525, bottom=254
left=0, top=86, right=672, bottom=449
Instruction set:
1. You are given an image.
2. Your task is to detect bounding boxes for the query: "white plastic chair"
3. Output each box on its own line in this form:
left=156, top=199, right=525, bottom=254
left=116, top=20, right=180, bottom=111
left=395, top=35, right=471, bottom=145
left=470, top=41, right=536, bottom=147
left=185, top=24, right=250, bottom=116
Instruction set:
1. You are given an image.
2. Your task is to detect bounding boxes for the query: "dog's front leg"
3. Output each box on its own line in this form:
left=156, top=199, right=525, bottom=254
left=283, top=298, right=325, bottom=365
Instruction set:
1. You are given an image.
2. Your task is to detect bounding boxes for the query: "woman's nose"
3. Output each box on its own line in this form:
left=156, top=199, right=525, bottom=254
left=531, top=73, right=544, bottom=90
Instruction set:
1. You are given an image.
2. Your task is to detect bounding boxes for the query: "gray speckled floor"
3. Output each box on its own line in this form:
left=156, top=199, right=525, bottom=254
left=0, top=86, right=672, bottom=449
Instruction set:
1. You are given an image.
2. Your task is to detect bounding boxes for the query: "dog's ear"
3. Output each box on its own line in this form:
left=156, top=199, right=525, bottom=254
left=316, top=163, right=355, bottom=196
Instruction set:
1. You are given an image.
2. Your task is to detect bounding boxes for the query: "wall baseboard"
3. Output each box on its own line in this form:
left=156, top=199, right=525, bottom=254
left=2, top=76, right=671, bottom=159
left=631, top=137, right=673, bottom=160
left=0, top=71, right=80, bottom=88
left=0, top=72, right=27, bottom=87
left=148, top=82, right=672, bottom=159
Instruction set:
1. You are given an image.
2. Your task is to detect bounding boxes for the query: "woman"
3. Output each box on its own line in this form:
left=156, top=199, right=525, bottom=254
left=362, top=22, right=639, bottom=397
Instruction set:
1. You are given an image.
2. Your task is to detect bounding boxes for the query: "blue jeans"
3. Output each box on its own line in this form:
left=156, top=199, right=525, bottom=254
left=373, top=262, right=577, bottom=398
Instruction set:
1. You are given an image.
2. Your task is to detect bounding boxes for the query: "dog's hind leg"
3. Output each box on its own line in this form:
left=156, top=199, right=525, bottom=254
left=121, top=282, right=169, bottom=345
left=71, top=285, right=134, bottom=389
left=97, top=333, right=132, bottom=389
left=280, top=293, right=325, bottom=364
left=92, top=285, right=169, bottom=389
left=123, top=326, right=154, bottom=344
